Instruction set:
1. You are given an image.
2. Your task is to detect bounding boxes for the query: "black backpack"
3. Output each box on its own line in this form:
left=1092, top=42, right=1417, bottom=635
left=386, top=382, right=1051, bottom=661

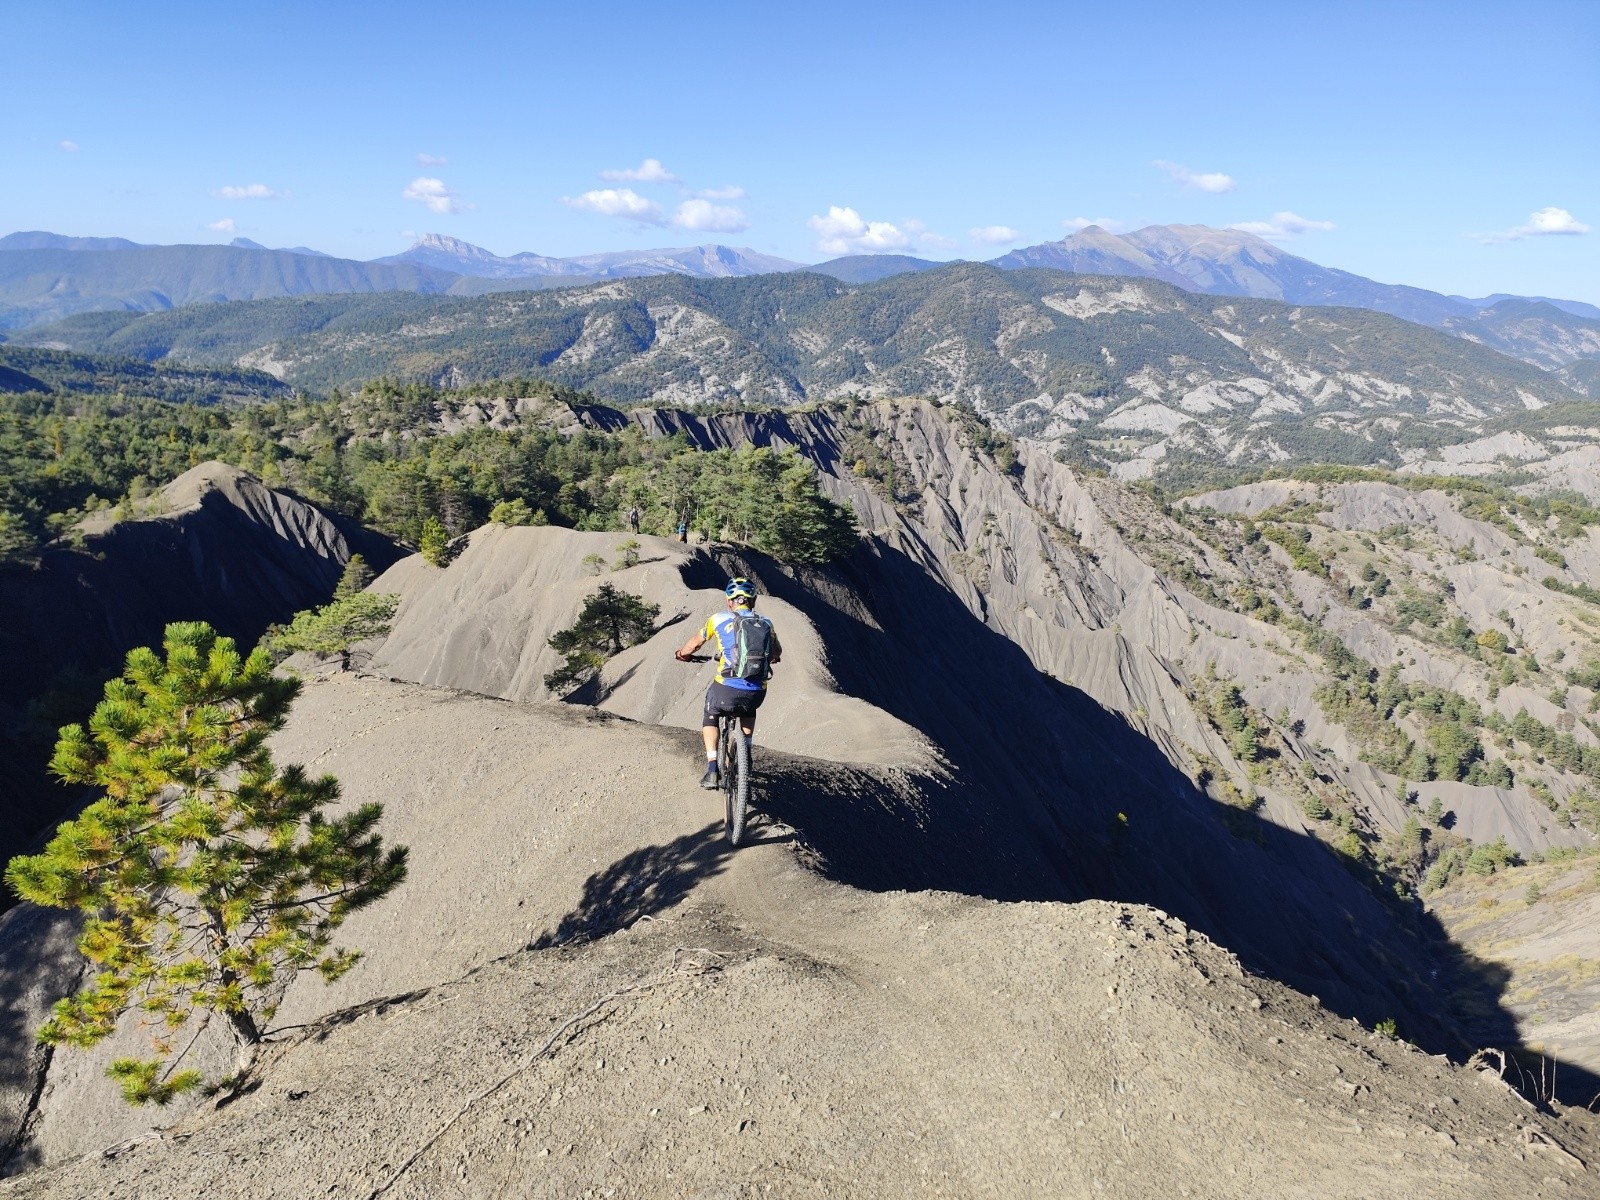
left=727, top=612, right=774, bottom=683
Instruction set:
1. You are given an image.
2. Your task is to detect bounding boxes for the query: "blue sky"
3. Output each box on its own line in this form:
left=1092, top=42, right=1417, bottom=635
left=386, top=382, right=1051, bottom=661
left=8, top=0, right=1598, bottom=301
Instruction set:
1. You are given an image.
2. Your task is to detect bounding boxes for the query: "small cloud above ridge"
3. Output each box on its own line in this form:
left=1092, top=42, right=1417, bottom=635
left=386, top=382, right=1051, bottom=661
left=403, top=177, right=469, bottom=215
left=417, top=152, right=448, bottom=166
left=206, top=218, right=237, bottom=234
left=563, top=187, right=664, bottom=225
left=1227, top=211, right=1335, bottom=240
left=695, top=185, right=746, bottom=201
left=969, top=225, right=1022, bottom=246
left=59, top=140, right=79, bottom=153
left=1154, top=160, right=1236, bottom=194
left=1471, top=206, right=1590, bottom=244
left=673, top=198, right=748, bottom=234
left=600, top=158, right=679, bottom=184
left=217, top=183, right=278, bottom=200
left=808, top=206, right=912, bottom=255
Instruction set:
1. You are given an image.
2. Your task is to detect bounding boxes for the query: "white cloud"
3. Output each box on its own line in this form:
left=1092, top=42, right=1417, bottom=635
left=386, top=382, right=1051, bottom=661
left=58, top=140, right=79, bottom=153
left=563, top=187, right=664, bottom=224
left=1154, top=160, right=1236, bottom=193
left=969, top=225, right=1021, bottom=246
left=1473, top=206, right=1591, bottom=244
left=1227, top=211, right=1336, bottom=240
left=900, top=219, right=957, bottom=252
left=216, top=183, right=278, bottom=200
left=695, top=185, right=746, bottom=200
left=206, top=218, right=237, bottom=234
left=600, top=158, right=679, bottom=184
left=403, top=176, right=469, bottom=215
left=417, top=152, right=447, bottom=166
left=672, top=198, right=749, bottom=233
left=807, top=206, right=912, bottom=255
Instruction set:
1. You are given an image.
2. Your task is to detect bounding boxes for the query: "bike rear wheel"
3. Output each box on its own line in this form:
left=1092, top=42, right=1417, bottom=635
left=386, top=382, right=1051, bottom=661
left=719, top=718, right=749, bottom=845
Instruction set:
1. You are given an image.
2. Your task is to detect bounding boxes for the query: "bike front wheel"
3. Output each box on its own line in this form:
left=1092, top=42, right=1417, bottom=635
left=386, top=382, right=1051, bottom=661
left=720, top=721, right=749, bottom=846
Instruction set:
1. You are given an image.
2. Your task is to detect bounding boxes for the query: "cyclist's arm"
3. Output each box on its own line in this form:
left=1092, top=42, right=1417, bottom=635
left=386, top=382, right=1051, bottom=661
left=675, top=616, right=715, bottom=661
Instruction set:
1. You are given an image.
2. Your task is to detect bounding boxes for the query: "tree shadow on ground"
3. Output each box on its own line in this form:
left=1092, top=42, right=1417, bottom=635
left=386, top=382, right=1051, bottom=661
left=691, top=539, right=1600, bottom=1105
left=529, top=822, right=735, bottom=950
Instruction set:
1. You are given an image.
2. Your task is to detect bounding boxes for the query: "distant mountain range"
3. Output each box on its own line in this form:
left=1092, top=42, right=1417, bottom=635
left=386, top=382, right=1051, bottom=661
left=2, top=226, right=1597, bottom=388
left=19, top=261, right=1581, bottom=488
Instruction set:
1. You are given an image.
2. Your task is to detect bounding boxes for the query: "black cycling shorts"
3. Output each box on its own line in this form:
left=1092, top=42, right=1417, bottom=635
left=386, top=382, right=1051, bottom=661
left=703, top=681, right=766, bottom=725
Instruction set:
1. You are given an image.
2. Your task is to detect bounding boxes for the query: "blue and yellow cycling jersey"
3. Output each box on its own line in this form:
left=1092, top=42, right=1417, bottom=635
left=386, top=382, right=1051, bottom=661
left=703, top=611, right=778, bottom=692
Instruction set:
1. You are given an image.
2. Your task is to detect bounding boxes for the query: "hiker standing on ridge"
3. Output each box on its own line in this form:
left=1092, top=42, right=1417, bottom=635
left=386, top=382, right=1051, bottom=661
left=627, top=505, right=640, bottom=534
left=674, top=578, right=781, bottom=789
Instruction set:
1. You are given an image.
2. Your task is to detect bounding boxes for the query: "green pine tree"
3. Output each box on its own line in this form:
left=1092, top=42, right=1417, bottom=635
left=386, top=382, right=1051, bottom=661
left=544, top=584, right=661, bottom=694
left=418, top=516, right=450, bottom=566
left=489, top=498, right=535, bottom=526
left=333, top=553, right=375, bottom=600
left=263, top=591, right=399, bottom=666
left=4, top=623, right=408, bottom=1105
left=264, top=554, right=397, bottom=666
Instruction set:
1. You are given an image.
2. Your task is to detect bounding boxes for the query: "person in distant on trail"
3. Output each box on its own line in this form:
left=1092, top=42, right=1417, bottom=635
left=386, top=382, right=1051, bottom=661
left=677, top=519, right=689, bottom=544
left=627, top=505, right=640, bottom=534
left=674, top=578, right=781, bottom=789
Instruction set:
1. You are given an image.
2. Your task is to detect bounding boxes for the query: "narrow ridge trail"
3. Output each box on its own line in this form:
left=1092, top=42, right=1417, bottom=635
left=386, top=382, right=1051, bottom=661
left=5, top=674, right=1595, bottom=1197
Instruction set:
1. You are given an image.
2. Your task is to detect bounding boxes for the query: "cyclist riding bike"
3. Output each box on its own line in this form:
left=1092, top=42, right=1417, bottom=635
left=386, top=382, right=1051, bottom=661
left=674, top=578, right=781, bottom=789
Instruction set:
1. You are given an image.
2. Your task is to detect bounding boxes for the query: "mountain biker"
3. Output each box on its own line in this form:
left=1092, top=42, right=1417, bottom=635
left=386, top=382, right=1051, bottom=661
left=674, top=578, right=781, bottom=789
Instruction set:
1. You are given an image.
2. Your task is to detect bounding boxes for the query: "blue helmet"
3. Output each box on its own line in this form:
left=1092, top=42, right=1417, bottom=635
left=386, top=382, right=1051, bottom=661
left=725, top=577, right=756, bottom=602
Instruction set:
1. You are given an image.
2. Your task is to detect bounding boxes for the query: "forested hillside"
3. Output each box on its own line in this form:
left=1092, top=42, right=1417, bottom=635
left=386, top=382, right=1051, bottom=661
left=0, top=376, right=854, bottom=568
left=21, top=264, right=1588, bottom=487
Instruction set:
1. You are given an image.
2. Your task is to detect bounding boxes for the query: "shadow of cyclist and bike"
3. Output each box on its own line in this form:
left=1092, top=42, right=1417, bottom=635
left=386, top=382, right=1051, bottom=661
left=528, top=816, right=792, bottom=950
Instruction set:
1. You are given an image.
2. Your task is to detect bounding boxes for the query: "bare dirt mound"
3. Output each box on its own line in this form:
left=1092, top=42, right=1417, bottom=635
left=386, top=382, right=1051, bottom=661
left=0, top=462, right=399, bottom=875
left=3, top=675, right=1596, bottom=1198
left=367, top=525, right=930, bottom=769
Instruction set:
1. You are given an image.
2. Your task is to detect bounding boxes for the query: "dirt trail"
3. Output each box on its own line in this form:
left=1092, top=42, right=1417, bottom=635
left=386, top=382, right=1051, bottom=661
left=4, top=674, right=1597, bottom=1198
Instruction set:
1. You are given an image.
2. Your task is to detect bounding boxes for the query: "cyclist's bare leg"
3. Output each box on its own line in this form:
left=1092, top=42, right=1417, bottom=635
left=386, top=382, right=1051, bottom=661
left=702, top=724, right=719, bottom=756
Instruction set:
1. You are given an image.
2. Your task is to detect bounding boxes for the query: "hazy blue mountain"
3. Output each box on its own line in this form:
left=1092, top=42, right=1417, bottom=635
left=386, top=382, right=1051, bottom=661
left=805, top=254, right=947, bottom=283
left=561, top=244, right=804, bottom=278
left=0, top=244, right=465, bottom=330
left=231, top=237, right=336, bottom=258
left=0, top=231, right=144, bottom=251
left=375, top=233, right=581, bottom=278
left=1454, top=293, right=1600, bottom=321
left=378, top=233, right=804, bottom=280
left=1442, top=299, right=1600, bottom=372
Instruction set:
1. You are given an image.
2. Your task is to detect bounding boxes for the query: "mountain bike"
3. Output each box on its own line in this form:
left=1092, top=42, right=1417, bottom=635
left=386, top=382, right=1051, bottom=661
left=674, top=653, right=754, bottom=845
left=716, top=714, right=751, bottom=845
